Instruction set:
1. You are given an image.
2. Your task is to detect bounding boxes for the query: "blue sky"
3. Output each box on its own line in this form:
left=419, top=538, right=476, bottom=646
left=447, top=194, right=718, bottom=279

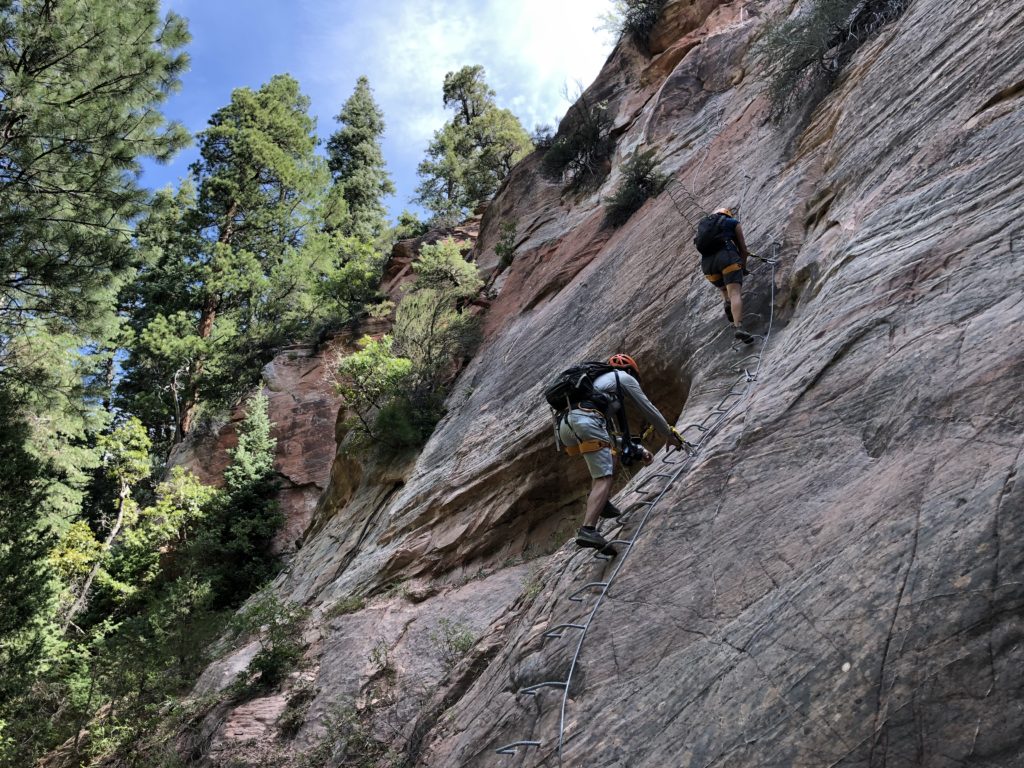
left=142, top=0, right=615, bottom=220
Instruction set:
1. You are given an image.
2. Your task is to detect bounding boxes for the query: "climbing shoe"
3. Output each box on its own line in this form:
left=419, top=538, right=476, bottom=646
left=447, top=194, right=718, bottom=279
left=600, top=501, right=621, bottom=519
left=735, top=329, right=754, bottom=344
left=576, top=526, right=617, bottom=556
left=723, top=302, right=734, bottom=323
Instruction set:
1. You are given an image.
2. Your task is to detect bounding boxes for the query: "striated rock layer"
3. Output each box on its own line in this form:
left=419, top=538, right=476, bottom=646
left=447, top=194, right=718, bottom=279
left=188, top=0, right=1024, bottom=765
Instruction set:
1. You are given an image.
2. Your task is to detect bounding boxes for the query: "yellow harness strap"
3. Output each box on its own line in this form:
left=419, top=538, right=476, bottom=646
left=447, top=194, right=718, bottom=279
left=564, top=439, right=611, bottom=456
left=706, top=264, right=742, bottom=283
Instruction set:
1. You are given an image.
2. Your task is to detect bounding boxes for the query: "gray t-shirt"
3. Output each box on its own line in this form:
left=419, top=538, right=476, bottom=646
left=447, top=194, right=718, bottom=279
left=591, top=370, right=672, bottom=439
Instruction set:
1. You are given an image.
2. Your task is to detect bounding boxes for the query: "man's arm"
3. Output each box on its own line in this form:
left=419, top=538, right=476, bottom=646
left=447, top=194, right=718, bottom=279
left=617, top=373, right=672, bottom=438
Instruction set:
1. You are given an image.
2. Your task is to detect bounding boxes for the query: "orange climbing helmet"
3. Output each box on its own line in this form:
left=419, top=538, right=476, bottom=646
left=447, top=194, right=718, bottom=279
left=716, top=207, right=734, bottom=217
left=608, top=353, right=640, bottom=378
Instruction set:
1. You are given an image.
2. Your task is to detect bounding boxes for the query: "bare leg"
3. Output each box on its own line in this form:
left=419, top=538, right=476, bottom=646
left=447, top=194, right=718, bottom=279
left=725, top=282, right=743, bottom=328
left=582, top=475, right=615, bottom=528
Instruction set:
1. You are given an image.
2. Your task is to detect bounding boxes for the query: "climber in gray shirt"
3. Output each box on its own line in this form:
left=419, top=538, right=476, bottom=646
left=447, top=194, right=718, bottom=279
left=557, top=353, right=684, bottom=555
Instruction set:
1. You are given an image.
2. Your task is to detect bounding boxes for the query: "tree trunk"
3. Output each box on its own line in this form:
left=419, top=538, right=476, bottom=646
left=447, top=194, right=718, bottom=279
left=61, top=483, right=130, bottom=632
left=176, top=200, right=238, bottom=438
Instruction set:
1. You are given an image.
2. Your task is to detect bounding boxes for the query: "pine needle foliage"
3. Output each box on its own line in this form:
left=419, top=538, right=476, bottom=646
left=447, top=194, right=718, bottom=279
left=415, top=66, right=532, bottom=221
left=759, top=0, right=909, bottom=118
left=325, top=76, right=395, bottom=241
left=335, top=240, right=482, bottom=452
left=542, top=93, right=615, bottom=188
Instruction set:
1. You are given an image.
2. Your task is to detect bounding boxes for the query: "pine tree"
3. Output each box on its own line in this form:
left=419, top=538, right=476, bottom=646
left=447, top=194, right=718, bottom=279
left=197, top=393, right=282, bottom=606
left=325, top=76, right=395, bottom=241
left=120, top=75, right=333, bottom=443
left=0, top=389, right=55, bottom=718
left=415, top=66, right=533, bottom=220
left=0, top=0, right=190, bottom=521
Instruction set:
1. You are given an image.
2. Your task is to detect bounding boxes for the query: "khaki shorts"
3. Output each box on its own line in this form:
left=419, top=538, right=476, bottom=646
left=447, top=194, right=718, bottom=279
left=559, top=409, right=615, bottom=478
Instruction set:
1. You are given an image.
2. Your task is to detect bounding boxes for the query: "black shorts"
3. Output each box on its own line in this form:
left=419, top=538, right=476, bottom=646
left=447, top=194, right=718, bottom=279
left=701, top=249, right=743, bottom=287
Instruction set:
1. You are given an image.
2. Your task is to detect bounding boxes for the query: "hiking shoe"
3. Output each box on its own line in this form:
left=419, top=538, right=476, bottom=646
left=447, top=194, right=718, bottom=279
left=735, top=329, right=754, bottom=344
left=723, top=302, right=734, bottom=323
left=600, top=502, right=622, bottom=519
left=576, top=526, right=618, bottom=556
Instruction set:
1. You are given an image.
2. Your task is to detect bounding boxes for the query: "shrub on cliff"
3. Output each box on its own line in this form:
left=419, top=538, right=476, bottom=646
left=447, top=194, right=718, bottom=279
left=600, top=0, right=668, bottom=49
left=604, top=149, right=668, bottom=227
left=542, top=93, right=615, bottom=188
left=760, top=0, right=909, bottom=118
left=335, top=240, right=482, bottom=451
left=229, top=592, right=309, bottom=692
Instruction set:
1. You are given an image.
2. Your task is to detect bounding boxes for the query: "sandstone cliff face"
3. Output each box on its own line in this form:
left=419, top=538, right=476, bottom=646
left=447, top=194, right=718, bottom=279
left=190, top=0, right=1024, bottom=765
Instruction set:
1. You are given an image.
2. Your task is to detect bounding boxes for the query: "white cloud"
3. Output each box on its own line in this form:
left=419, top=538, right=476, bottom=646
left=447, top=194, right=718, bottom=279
left=147, top=0, right=614, bottom=215
left=294, top=0, right=613, bottom=210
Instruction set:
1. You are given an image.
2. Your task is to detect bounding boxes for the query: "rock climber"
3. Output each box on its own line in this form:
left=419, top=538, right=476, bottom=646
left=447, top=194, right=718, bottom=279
left=554, top=354, right=685, bottom=556
left=695, top=207, right=754, bottom=344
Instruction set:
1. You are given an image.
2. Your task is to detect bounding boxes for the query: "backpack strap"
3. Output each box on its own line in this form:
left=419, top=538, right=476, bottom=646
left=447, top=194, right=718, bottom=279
left=612, top=372, right=632, bottom=444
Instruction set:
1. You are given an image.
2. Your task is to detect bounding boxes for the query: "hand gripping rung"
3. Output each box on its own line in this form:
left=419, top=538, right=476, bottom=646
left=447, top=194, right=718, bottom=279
left=496, top=740, right=542, bottom=755
left=544, top=623, right=586, bottom=639
left=519, top=681, right=567, bottom=696
left=569, top=581, right=609, bottom=602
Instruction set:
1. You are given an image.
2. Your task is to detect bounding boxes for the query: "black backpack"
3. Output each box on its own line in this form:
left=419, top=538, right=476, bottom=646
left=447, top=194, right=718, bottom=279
left=544, top=362, right=616, bottom=413
left=693, top=213, right=728, bottom=257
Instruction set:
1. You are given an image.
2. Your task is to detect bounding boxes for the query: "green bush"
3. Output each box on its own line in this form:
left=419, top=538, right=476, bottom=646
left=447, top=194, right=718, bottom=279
left=600, top=0, right=668, bottom=48
left=230, top=592, right=310, bottom=692
left=429, top=618, right=476, bottom=672
left=335, top=239, right=482, bottom=453
left=278, top=681, right=316, bottom=738
left=326, top=594, right=366, bottom=618
left=759, top=0, right=909, bottom=118
left=604, top=149, right=667, bottom=227
left=494, top=220, right=517, bottom=269
left=542, top=94, right=614, bottom=187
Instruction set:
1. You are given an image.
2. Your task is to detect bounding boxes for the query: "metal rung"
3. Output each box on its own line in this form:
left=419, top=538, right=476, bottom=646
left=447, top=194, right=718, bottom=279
left=519, top=681, right=567, bottom=696
left=594, top=540, right=633, bottom=560
left=544, top=623, right=586, bottom=639
left=496, top=740, right=542, bottom=755
left=633, top=473, right=673, bottom=492
left=569, top=581, right=609, bottom=601
left=621, top=500, right=654, bottom=515
left=698, top=412, right=722, bottom=428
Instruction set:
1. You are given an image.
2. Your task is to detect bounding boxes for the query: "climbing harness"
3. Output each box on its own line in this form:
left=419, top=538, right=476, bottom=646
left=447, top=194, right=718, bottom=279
left=562, top=439, right=611, bottom=457
left=496, top=243, right=781, bottom=763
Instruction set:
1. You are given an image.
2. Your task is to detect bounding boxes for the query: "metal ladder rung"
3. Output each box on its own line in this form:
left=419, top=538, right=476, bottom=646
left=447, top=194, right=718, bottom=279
left=698, top=412, right=722, bottom=428
left=519, top=681, right=567, bottom=696
left=496, top=740, right=542, bottom=755
left=544, top=623, right=586, bottom=639
left=633, top=473, right=673, bottom=492
left=594, top=540, right=633, bottom=561
left=716, top=390, right=744, bottom=404
left=569, top=581, right=610, bottom=601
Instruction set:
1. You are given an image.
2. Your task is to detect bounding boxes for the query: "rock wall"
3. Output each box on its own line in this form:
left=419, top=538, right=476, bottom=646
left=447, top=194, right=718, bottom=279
left=187, top=0, right=1024, bottom=765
